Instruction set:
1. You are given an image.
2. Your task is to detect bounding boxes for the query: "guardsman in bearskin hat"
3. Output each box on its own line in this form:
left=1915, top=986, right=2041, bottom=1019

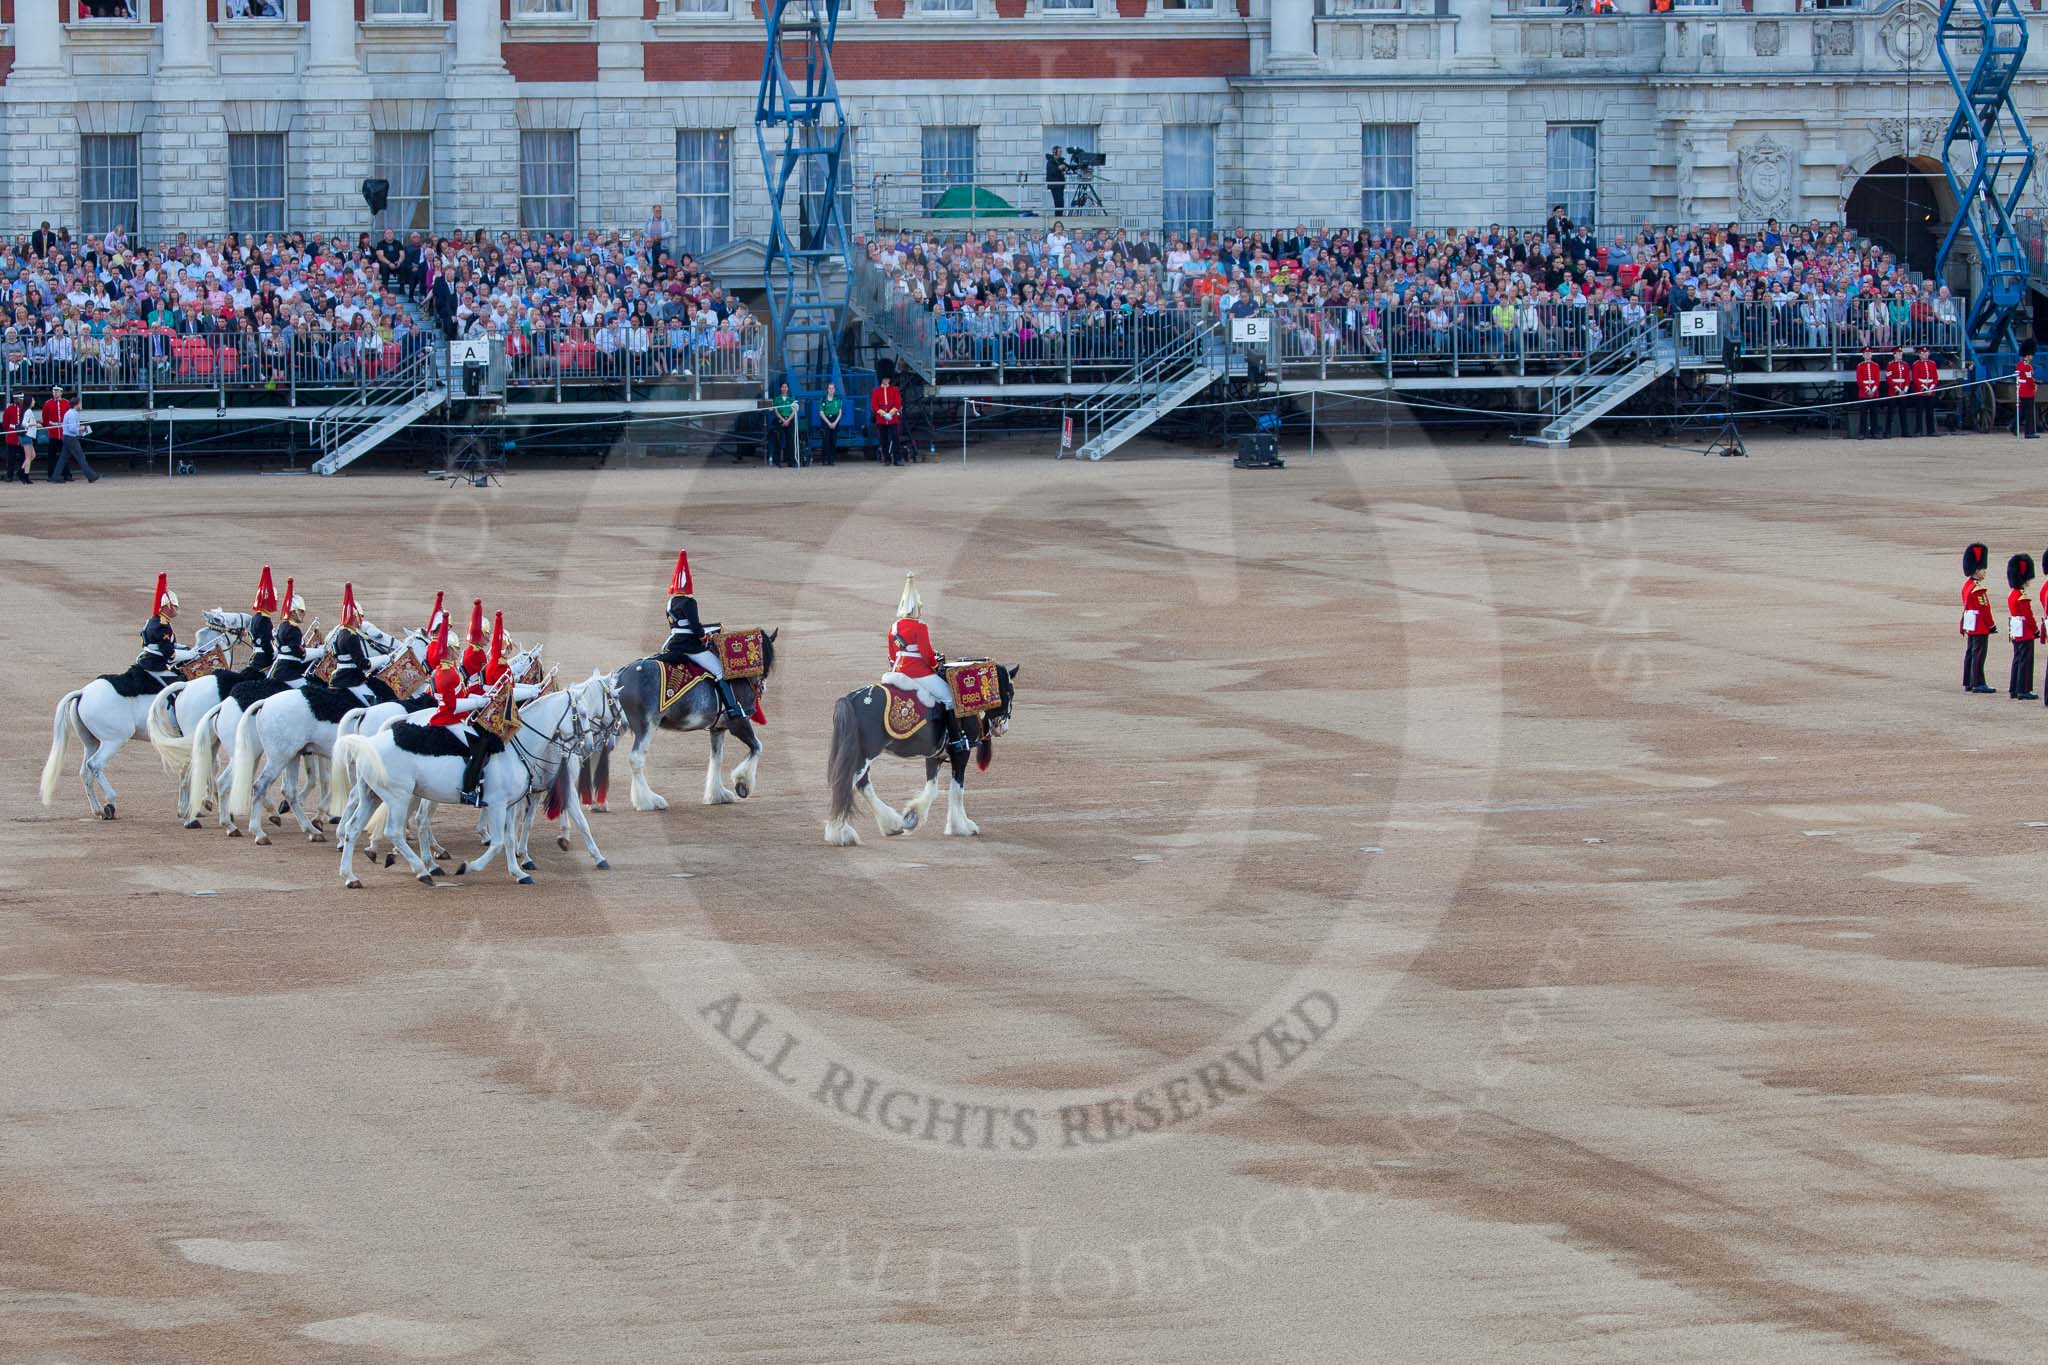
left=247, top=566, right=279, bottom=675
left=460, top=598, right=488, bottom=683
left=1885, top=347, right=1913, bottom=438
left=1962, top=543, right=1995, bottom=694
left=328, top=582, right=383, bottom=704
left=2019, top=341, right=2039, bottom=440
left=883, top=571, right=969, bottom=757
left=137, top=572, right=198, bottom=685
left=1855, top=347, right=1882, bottom=439
left=2009, top=554, right=2039, bottom=700
left=269, top=578, right=311, bottom=683
left=655, top=551, right=747, bottom=723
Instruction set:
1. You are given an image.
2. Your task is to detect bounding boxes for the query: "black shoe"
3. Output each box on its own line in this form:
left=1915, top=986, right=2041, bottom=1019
left=2018, top=692, right=2039, bottom=701
left=1972, top=685, right=1999, bottom=694
left=459, top=788, right=484, bottom=808
left=85, top=474, right=99, bottom=484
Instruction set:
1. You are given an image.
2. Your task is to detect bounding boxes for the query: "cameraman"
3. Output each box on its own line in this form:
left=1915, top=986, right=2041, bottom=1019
left=1044, top=145, right=1067, bottom=213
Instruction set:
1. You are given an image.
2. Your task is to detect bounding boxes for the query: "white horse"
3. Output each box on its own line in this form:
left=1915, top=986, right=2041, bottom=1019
left=332, top=676, right=612, bottom=888
left=222, top=629, right=454, bottom=844
left=40, top=617, right=246, bottom=820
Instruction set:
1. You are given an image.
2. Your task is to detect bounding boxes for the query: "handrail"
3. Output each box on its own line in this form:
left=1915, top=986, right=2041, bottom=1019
left=1075, top=319, right=1213, bottom=452
left=311, top=343, right=440, bottom=467
left=1537, top=318, right=1662, bottom=425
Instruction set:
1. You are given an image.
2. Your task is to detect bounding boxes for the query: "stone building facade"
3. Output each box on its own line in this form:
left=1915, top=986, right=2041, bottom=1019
left=0, top=0, right=2041, bottom=260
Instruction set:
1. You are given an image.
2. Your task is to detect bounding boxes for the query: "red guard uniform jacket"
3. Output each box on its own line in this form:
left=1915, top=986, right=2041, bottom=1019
left=887, top=616, right=937, bottom=680
left=2011, top=588, right=2040, bottom=642
left=870, top=384, right=902, bottom=427
left=1913, top=358, right=1939, bottom=394
left=1885, top=360, right=1912, bottom=396
left=1963, top=579, right=1993, bottom=636
left=41, top=396, right=70, bottom=432
left=1856, top=361, right=1881, bottom=399
left=427, top=663, right=468, bottom=725
left=2019, top=358, right=2037, bottom=399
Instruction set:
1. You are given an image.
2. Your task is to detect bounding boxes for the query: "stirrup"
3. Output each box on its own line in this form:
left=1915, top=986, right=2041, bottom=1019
left=460, top=788, right=484, bottom=808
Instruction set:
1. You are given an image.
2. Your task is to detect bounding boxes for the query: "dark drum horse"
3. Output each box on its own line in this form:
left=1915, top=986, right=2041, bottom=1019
left=823, top=664, right=1017, bottom=846
left=601, top=631, right=778, bottom=812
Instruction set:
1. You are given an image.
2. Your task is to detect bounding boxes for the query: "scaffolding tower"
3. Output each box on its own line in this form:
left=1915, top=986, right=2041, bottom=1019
left=756, top=0, right=851, bottom=412
left=1935, top=0, right=2034, bottom=379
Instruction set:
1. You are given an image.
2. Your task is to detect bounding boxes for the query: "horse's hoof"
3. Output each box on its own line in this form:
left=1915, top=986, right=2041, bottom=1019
left=735, top=780, right=751, bottom=800
left=430, top=865, right=447, bottom=878
left=310, top=818, right=325, bottom=833
left=595, top=859, right=611, bottom=871
left=453, top=863, right=468, bottom=877
left=182, top=818, right=201, bottom=830
left=253, top=833, right=271, bottom=847
left=557, top=835, right=571, bottom=852
left=345, top=877, right=364, bottom=890
left=901, top=811, right=919, bottom=831
left=517, top=875, right=535, bottom=886
left=227, top=827, right=242, bottom=839
left=308, top=831, right=326, bottom=844
left=101, top=804, right=117, bottom=821
left=417, top=873, right=436, bottom=886
left=267, top=814, right=282, bottom=827
left=383, top=852, right=396, bottom=868
left=521, top=859, right=537, bottom=873
left=278, top=801, right=291, bottom=815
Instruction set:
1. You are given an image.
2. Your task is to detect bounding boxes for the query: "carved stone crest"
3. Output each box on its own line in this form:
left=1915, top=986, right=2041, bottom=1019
left=1562, top=22, right=1585, bottom=58
left=1371, top=22, right=1397, bottom=59
left=1737, top=133, right=1794, bottom=220
left=1880, top=2, right=1935, bottom=67
left=1812, top=19, right=1854, bottom=57
left=1751, top=19, right=1780, bottom=57
left=1873, top=116, right=1947, bottom=156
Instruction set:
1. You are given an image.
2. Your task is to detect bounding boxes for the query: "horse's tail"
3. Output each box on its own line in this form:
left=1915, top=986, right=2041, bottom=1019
left=226, top=697, right=267, bottom=819
left=186, top=701, right=226, bottom=821
left=146, top=682, right=194, bottom=774
left=825, top=691, right=862, bottom=832
left=546, top=762, right=569, bottom=823
left=39, top=690, right=83, bottom=808
left=335, top=733, right=390, bottom=795
left=326, top=727, right=360, bottom=817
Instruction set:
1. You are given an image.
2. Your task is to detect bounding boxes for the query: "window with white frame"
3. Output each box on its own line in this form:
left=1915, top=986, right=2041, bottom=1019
left=73, top=2, right=145, bottom=20
left=675, top=129, right=733, bottom=256
left=1162, top=0, right=1217, bottom=11
left=220, top=0, right=291, bottom=17
left=920, top=0, right=975, bottom=12
left=80, top=135, right=141, bottom=239
left=800, top=123, right=856, bottom=250
left=1162, top=124, right=1215, bottom=235
left=368, top=0, right=433, bottom=17
left=1043, top=126, right=1098, bottom=210
left=1360, top=124, right=1414, bottom=234
left=1041, top=0, right=1093, bottom=11
left=1545, top=123, right=1598, bottom=228
left=520, top=130, right=579, bottom=231
left=513, top=0, right=580, bottom=14
left=661, top=0, right=728, bottom=12
left=374, top=131, right=434, bottom=233
left=920, top=126, right=976, bottom=211
left=227, top=133, right=288, bottom=234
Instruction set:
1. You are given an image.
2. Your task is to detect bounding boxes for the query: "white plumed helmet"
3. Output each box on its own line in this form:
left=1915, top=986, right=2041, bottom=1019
left=897, top=572, right=922, bottom=619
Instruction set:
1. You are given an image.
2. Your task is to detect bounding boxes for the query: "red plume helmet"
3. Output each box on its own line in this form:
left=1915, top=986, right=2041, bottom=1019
left=150, top=572, right=172, bottom=619
left=461, top=598, right=486, bottom=676
left=281, top=577, right=295, bottom=618
left=488, top=611, right=507, bottom=669
left=340, top=582, right=362, bottom=628
left=669, top=551, right=691, bottom=597
left=467, top=598, right=485, bottom=645
left=429, top=618, right=451, bottom=669
left=427, top=590, right=445, bottom=632
left=253, top=565, right=277, bottom=615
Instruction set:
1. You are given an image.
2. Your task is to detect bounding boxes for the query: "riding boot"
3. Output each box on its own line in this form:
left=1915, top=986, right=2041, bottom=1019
left=459, top=742, right=488, bottom=807
left=714, top=678, right=748, bottom=724
left=941, top=706, right=970, bottom=757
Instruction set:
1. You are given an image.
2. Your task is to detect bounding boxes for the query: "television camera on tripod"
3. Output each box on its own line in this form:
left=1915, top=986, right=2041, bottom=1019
left=1064, top=147, right=1106, bottom=212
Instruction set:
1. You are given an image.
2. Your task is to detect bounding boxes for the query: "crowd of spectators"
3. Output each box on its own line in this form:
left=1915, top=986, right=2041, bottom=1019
left=0, top=218, right=762, bottom=398
left=859, top=214, right=1968, bottom=375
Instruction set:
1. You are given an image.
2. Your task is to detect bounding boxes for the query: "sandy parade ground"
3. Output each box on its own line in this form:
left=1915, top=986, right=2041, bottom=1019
left=3, top=429, right=2046, bottom=1363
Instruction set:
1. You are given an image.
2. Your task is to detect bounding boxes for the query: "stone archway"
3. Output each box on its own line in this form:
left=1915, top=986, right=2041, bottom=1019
left=1845, top=154, right=1952, bottom=278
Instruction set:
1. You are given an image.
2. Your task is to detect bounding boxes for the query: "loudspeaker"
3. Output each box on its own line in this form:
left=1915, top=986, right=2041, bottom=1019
left=1234, top=433, right=1284, bottom=469
left=361, top=178, right=389, bottom=215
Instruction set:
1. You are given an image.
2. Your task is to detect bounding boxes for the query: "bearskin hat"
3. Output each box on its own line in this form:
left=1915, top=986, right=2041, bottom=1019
left=2012, top=554, right=2037, bottom=590
left=1965, top=543, right=1989, bottom=576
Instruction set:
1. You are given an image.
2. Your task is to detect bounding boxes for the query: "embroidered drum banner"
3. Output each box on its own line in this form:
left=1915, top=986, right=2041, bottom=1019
left=180, top=644, right=230, bottom=680
left=377, top=651, right=431, bottom=699
left=712, top=628, right=767, bottom=680
left=947, top=660, right=1003, bottom=717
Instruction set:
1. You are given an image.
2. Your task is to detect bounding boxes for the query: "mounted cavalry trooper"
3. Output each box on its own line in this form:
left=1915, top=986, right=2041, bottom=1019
left=883, top=571, right=968, bottom=758
left=656, top=550, right=747, bottom=724
left=455, top=611, right=515, bottom=806
left=269, top=578, right=312, bottom=683
left=460, top=598, right=488, bottom=683
left=138, top=572, right=201, bottom=688
left=327, top=582, right=386, bottom=706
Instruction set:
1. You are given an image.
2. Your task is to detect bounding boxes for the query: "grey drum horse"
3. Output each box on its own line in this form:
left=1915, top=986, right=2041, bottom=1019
left=823, top=664, right=1017, bottom=846
left=603, top=631, right=778, bottom=812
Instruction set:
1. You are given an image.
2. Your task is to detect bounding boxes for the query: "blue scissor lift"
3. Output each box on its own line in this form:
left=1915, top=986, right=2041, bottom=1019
left=756, top=0, right=860, bottom=453
left=1934, top=0, right=2034, bottom=389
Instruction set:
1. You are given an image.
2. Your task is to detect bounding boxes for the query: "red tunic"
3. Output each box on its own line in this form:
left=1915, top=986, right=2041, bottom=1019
left=1884, top=361, right=1912, bottom=396
left=2020, top=359, right=2037, bottom=399
left=870, top=384, right=902, bottom=427
left=427, top=664, right=468, bottom=724
left=2011, top=588, right=2040, bottom=642
left=1913, top=358, right=1939, bottom=394
left=887, top=616, right=937, bottom=679
left=1855, top=361, right=1881, bottom=399
left=1963, top=579, right=1993, bottom=636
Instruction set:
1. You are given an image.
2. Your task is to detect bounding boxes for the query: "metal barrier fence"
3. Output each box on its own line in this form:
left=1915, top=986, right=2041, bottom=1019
left=1669, top=300, right=1967, bottom=370
left=0, top=322, right=765, bottom=410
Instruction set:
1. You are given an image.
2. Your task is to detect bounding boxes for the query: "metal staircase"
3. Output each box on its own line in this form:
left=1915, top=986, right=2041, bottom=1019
left=1068, top=326, right=1228, bottom=461
left=757, top=0, right=852, bottom=411
left=1936, top=0, right=2033, bottom=378
left=310, top=346, right=446, bottom=476
left=1517, top=322, right=1672, bottom=448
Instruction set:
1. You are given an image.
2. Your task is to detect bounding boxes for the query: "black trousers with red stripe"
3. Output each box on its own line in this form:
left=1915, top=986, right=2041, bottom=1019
left=1965, top=633, right=1990, bottom=689
left=2012, top=638, right=2035, bottom=697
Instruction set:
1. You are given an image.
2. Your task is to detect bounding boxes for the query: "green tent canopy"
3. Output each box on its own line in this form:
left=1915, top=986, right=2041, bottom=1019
left=930, top=185, right=1015, bottom=219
